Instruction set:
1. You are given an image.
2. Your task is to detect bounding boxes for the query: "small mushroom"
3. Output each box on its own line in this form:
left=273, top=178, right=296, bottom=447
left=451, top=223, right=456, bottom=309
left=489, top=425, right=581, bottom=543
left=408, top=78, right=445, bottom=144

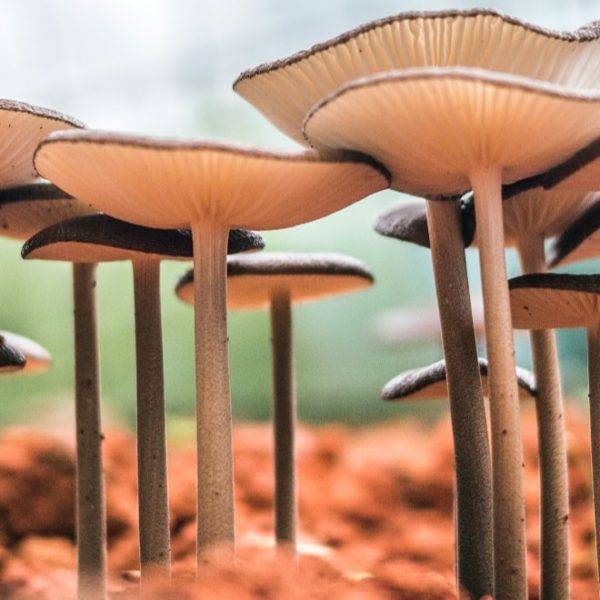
left=33, top=130, right=388, bottom=563
left=22, top=213, right=264, bottom=586
left=374, top=197, right=491, bottom=596
left=0, top=335, right=26, bottom=374
left=176, top=251, right=373, bottom=556
left=510, top=273, right=600, bottom=588
left=382, top=358, right=536, bottom=402
left=0, top=331, right=52, bottom=374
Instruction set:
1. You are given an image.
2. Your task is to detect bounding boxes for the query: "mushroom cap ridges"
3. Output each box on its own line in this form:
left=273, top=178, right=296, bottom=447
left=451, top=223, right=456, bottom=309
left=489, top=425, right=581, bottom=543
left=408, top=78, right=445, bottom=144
left=0, top=100, right=83, bottom=189
left=33, top=129, right=389, bottom=231
left=21, top=213, right=265, bottom=263
left=234, top=9, right=600, bottom=145
left=381, top=358, right=536, bottom=401
left=374, top=197, right=475, bottom=248
left=548, top=197, right=600, bottom=267
left=510, top=273, right=600, bottom=330
left=0, top=183, right=94, bottom=241
left=303, top=68, right=600, bottom=196
left=176, top=252, right=374, bottom=309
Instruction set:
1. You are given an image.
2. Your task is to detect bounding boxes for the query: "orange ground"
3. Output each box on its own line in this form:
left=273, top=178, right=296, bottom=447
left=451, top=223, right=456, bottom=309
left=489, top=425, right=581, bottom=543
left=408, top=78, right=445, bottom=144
left=0, top=408, right=596, bottom=599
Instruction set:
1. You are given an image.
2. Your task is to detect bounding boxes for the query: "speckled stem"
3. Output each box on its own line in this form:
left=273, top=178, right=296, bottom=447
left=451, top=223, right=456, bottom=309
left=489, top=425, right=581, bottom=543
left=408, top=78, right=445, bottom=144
left=270, top=288, right=297, bottom=556
left=132, top=258, right=171, bottom=584
left=426, top=199, right=493, bottom=598
left=73, top=262, right=106, bottom=600
left=471, top=167, right=527, bottom=600
left=517, top=236, right=569, bottom=600
left=587, top=322, right=600, bottom=587
left=191, top=221, right=235, bottom=563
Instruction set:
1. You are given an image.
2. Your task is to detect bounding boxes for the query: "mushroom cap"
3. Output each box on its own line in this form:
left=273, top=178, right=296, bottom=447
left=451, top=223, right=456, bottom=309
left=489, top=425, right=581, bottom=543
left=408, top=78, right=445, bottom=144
left=303, top=68, right=600, bottom=196
left=0, top=183, right=95, bottom=241
left=234, top=9, right=600, bottom=145
left=465, top=187, right=598, bottom=248
left=0, top=335, right=26, bottom=374
left=33, top=130, right=389, bottom=231
left=0, top=100, right=82, bottom=188
left=381, top=358, right=536, bottom=401
left=0, top=331, right=51, bottom=374
left=541, top=137, right=600, bottom=192
left=176, top=252, right=374, bottom=310
left=374, top=197, right=475, bottom=248
left=21, top=214, right=265, bottom=264
left=548, top=198, right=600, bottom=267
left=510, top=273, right=600, bottom=330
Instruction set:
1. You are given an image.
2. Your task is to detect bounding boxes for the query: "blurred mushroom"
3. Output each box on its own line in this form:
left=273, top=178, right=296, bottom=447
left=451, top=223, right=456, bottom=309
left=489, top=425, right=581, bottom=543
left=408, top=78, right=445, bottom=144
left=0, top=335, right=26, bottom=374
left=176, top=251, right=373, bottom=557
left=510, top=273, right=600, bottom=587
left=33, top=130, right=388, bottom=563
left=374, top=198, right=492, bottom=595
left=22, top=213, right=264, bottom=586
left=0, top=331, right=51, bottom=374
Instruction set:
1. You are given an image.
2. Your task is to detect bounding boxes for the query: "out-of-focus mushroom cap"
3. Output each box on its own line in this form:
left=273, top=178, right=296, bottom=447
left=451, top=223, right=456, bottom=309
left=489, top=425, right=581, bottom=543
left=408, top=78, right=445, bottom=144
left=234, top=9, right=600, bottom=145
left=0, top=335, right=26, bottom=374
left=176, top=252, right=374, bottom=309
left=303, top=68, right=600, bottom=196
left=382, top=358, right=536, bottom=401
left=466, top=187, right=598, bottom=248
left=0, top=100, right=83, bottom=188
left=548, top=198, right=600, bottom=267
left=0, top=331, right=51, bottom=374
left=21, top=214, right=265, bottom=264
left=374, top=197, right=475, bottom=248
left=34, top=130, right=389, bottom=231
left=0, top=183, right=94, bottom=241
left=510, top=273, right=600, bottom=330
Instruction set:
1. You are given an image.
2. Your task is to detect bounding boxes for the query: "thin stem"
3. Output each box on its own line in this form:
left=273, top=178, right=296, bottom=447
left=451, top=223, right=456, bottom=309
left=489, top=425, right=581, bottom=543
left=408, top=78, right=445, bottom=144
left=73, top=262, right=106, bottom=600
left=517, top=236, right=569, bottom=600
left=270, top=289, right=297, bottom=556
left=426, top=199, right=493, bottom=599
left=132, top=258, right=170, bottom=584
left=191, top=221, right=235, bottom=562
left=471, top=167, right=527, bottom=600
left=587, top=323, right=600, bottom=588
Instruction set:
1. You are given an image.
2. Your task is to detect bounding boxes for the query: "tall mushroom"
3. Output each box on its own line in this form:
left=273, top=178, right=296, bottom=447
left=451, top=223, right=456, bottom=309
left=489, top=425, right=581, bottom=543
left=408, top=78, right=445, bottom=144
left=509, top=273, right=600, bottom=590
left=374, top=198, right=492, bottom=597
left=33, top=131, right=389, bottom=565
left=22, top=213, right=264, bottom=587
left=175, top=251, right=373, bottom=556
left=235, top=14, right=600, bottom=597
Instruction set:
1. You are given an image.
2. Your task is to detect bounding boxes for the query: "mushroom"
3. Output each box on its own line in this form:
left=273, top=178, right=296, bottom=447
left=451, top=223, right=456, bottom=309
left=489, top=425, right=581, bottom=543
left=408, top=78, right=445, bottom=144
left=509, top=273, right=600, bottom=589
left=0, top=331, right=52, bottom=374
left=22, top=213, right=264, bottom=585
left=32, top=131, right=389, bottom=564
left=382, top=358, right=536, bottom=403
left=236, top=15, right=600, bottom=596
left=375, top=197, right=492, bottom=596
left=462, top=186, right=599, bottom=597
left=175, top=251, right=373, bottom=556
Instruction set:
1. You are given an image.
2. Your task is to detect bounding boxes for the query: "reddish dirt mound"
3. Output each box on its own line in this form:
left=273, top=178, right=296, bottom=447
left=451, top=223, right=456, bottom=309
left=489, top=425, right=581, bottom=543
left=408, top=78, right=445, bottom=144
left=0, top=408, right=595, bottom=599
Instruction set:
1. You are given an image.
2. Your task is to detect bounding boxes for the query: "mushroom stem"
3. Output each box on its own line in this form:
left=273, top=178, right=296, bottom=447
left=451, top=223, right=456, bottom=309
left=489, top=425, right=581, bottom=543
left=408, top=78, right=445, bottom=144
left=517, top=235, right=569, bottom=600
left=191, top=221, right=235, bottom=561
left=587, top=322, right=600, bottom=584
left=269, top=288, right=297, bottom=555
left=132, top=258, right=170, bottom=582
left=471, top=167, right=527, bottom=599
left=426, top=199, right=493, bottom=598
left=72, top=262, right=107, bottom=600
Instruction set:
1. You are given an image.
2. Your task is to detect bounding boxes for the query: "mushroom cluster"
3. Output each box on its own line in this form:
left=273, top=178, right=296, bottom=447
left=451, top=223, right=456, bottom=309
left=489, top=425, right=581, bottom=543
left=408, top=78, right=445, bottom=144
left=0, top=6, right=600, bottom=600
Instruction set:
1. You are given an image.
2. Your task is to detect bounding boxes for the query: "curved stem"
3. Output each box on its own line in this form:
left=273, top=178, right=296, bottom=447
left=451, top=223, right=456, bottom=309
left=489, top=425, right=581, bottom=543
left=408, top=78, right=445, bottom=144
left=426, top=199, right=493, bottom=598
left=73, top=262, right=106, bottom=600
left=270, top=289, right=297, bottom=556
left=191, top=221, right=235, bottom=562
left=471, top=167, right=527, bottom=600
left=132, top=258, right=170, bottom=584
left=517, top=237, right=569, bottom=600
left=587, top=323, right=600, bottom=586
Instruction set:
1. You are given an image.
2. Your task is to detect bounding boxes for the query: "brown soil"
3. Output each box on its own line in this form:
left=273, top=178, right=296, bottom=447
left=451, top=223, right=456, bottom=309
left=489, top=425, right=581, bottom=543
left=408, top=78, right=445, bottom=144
left=0, top=408, right=596, bottom=599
